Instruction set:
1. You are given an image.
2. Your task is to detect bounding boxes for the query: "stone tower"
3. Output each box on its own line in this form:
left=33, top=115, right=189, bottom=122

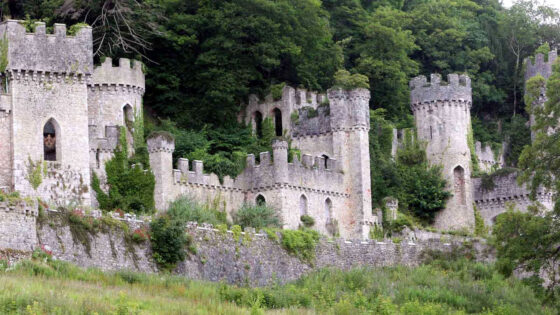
left=328, top=88, right=374, bottom=239
left=525, top=50, right=558, bottom=140
left=410, top=73, right=475, bottom=230
left=0, top=20, right=93, bottom=205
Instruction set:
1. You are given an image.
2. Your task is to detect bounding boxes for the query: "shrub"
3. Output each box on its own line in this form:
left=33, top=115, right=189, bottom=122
left=232, top=204, right=281, bottom=230
left=300, top=215, right=315, bottom=228
left=150, top=215, right=190, bottom=270
left=92, top=127, right=155, bottom=214
left=167, top=196, right=227, bottom=226
left=279, top=228, right=320, bottom=263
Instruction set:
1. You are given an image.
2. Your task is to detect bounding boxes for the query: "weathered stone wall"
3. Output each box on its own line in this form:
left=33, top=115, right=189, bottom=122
left=0, top=109, right=11, bottom=189
left=0, top=201, right=38, bottom=252
left=9, top=76, right=91, bottom=205
left=36, top=211, right=156, bottom=273
left=473, top=172, right=553, bottom=227
left=410, top=74, right=475, bottom=231
left=0, top=21, right=93, bottom=75
left=0, top=203, right=489, bottom=286
left=475, top=141, right=504, bottom=173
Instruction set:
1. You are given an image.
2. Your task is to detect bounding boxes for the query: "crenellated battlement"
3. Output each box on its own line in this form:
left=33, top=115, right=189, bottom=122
left=409, top=74, right=471, bottom=107
left=0, top=20, right=92, bottom=75
left=90, top=57, right=145, bottom=91
left=525, top=50, right=558, bottom=81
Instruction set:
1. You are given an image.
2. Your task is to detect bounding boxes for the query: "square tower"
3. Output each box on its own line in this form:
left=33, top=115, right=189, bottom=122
left=0, top=20, right=93, bottom=205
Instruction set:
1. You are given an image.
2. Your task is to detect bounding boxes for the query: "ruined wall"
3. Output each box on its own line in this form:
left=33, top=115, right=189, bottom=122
left=410, top=74, right=475, bottom=231
left=475, top=141, right=504, bottom=173
left=473, top=172, right=553, bottom=227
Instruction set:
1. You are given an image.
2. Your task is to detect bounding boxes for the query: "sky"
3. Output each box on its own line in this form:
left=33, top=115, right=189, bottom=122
left=501, top=0, right=560, bottom=9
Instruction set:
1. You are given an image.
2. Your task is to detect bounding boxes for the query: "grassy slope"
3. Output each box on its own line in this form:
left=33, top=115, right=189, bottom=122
left=0, top=254, right=552, bottom=314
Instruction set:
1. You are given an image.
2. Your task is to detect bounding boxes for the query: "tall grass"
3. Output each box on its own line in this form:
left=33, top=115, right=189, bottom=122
left=0, top=254, right=552, bottom=314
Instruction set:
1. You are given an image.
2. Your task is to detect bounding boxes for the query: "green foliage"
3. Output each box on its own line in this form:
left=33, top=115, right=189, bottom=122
left=270, top=82, right=286, bottom=101
left=93, top=127, right=155, bottom=214
left=332, top=69, right=369, bottom=90
left=492, top=205, right=560, bottom=304
left=520, top=62, right=560, bottom=209
left=369, top=224, right=384, bottom=241
left=369, top=110, right=450, bottom=224
left=473, top=204, right=488, bottom=237
left=278, top=228, right=320, bottom=263
left=25, top=157, right=43, bottom=190
left=467, top=123, right=480, bottom=174
left=301, top=106, right=318, bottom=119
left=299, top=215, right=315, bottom=228
left=66, top=23, right=89, bottom=36
left=533, top=42, right=551, bottom=61
left=0, top=34, right=8, bottom=73
left=232, top=204, right=281, bottom=230
left=167, top=196, right=227, bottom=226
left=220, top=254, right=551, bottom=313
left=149, top=215, right=190, bottom=270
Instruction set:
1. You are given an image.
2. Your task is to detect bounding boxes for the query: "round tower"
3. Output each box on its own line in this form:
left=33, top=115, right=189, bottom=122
left=524, top=50, right=558, bottom=140
left=409, top=73, right=474, bottom=230
left=87, top=57, right=145, bottom=146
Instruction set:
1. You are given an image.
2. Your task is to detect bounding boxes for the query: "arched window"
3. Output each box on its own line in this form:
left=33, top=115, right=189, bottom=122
left=299, top=194, right=308, bottom=216
left=43, top=119, right=59, bottom=161
left=273, top=108, right=282, bottom=137
left=454, top=166, right=466, bottom=205
left=254, top=111, right=263, bottom=138
left=123, top=104, right=133, bottom=125
left=322, top=154, right=329, bottom=169
left=256, top=194, right=266, bottom=206
left=325, top=198, right=332, bottom=223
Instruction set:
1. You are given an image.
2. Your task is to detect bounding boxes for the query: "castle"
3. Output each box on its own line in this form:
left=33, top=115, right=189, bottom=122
left=0, top=20, right=553, bottom=241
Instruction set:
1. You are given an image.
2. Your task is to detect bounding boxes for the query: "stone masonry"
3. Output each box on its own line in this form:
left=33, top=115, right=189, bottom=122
left=410, top=74, right=475, bottom=230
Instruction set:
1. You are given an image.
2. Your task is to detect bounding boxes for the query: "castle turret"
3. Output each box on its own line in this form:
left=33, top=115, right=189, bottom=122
left=272, top=139, right=289, bottom=184
left=148, top=132, right=175, bottom=211
left=328, top=88, right=373, bottom=239
left=0, top=20, right=92, bottom=205
left=524, top=50, right=558, bottom=140
left=88, top=57, right=145, bottom=151
left=410, top=73, right=474, bottom=231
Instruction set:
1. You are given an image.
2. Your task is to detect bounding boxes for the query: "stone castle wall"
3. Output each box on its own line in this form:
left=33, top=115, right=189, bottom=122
left=410, top=74, right=474, bottom=231
left=0, top=21, right=92, bottom=74
left=475, top=141, right=504, bottom=173
left=0, top=108, right=11, bottom=189
left=0, top=201, right=38, bottom=252
left=473, top=172, right=553, bottom=227
left=0, top=204, right=488, bottom=286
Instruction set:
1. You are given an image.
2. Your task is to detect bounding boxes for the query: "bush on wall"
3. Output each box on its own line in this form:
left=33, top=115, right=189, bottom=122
left=92, top=127, right=155, bottom=214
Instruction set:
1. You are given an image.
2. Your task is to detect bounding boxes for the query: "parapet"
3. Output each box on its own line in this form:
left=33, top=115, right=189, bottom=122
left=525, top=50, right=558, bottom=81
left=327, top=88, right=370, bottom=102
left=409, top=74, right=471, bottom=107
left=90, top=57, right=145, bottom=91
left=147, top=132, right=175, bottom=153
left=0, top=20, right=93, bottom=75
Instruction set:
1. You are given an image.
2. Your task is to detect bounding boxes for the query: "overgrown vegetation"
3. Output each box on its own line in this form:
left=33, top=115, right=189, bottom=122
left=232, top=204, right=281, bottom=230
left=166, top=196, right=227, bottom=226
left=220, top=246, right=552, bottom=314
left=92, top=127, right=155, bottom=214
left=369, top=109, right=451, bottom=226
